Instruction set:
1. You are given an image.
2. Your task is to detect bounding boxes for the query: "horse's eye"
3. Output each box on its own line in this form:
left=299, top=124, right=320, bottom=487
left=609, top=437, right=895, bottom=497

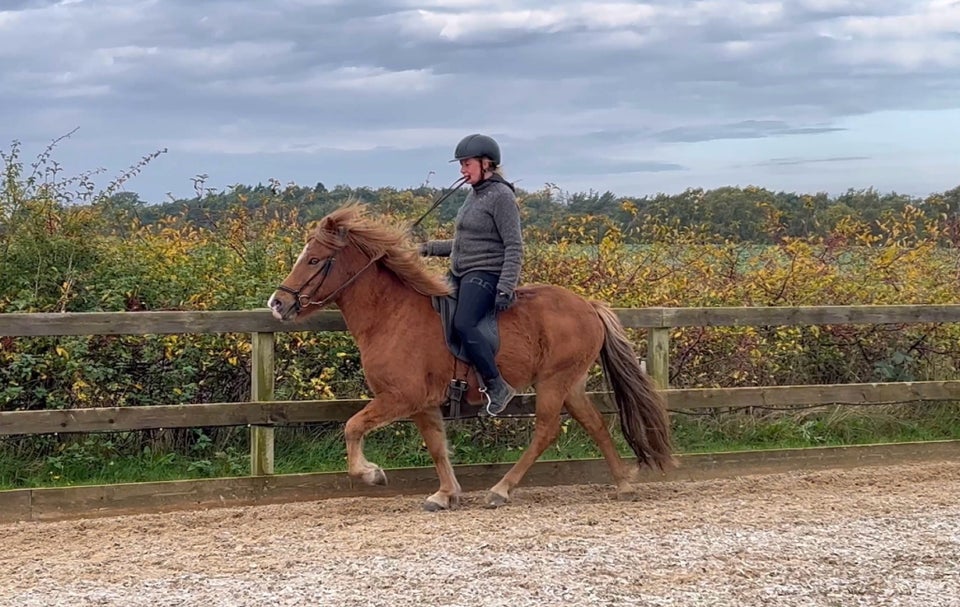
left=308, top=257, right=320, bottom=265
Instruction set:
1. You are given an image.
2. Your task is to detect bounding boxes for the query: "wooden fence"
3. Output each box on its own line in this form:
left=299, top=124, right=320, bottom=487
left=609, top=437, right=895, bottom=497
left=2, top=305, right=960, bottom=521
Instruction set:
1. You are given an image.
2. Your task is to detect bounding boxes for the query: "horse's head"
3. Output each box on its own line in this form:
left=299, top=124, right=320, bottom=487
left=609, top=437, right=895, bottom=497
left=267, top=203, right=453, bottom=321
left=267, top=206, right=375, bottom=321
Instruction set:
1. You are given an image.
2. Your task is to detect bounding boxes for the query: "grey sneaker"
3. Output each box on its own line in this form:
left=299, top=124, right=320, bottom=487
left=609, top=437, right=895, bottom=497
left=481, top=375, right=517, bottom=416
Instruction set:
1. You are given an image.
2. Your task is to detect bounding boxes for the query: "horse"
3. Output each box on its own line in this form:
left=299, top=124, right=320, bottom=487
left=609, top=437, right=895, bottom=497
left=267, top=203, right=675, bottom=510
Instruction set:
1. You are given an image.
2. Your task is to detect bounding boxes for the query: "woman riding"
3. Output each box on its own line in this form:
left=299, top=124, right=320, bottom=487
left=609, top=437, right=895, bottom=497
left=419, top=133, right=524, bottom=416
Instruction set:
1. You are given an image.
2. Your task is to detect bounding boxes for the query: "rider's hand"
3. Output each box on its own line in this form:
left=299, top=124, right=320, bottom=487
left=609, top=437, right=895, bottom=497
left=495, top=290, right=515, bottom=312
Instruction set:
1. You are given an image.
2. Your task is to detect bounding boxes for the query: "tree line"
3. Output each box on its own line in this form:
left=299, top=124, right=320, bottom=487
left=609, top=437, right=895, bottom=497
left=105, top=179, right=960, bottom=244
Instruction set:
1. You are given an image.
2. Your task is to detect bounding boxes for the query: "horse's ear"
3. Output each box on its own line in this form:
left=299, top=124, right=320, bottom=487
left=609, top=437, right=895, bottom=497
left=316, top=217, right=349, bottom=245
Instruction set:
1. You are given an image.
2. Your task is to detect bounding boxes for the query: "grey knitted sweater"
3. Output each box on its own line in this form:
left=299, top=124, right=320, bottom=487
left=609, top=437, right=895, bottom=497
left=422, top=178, right=523, bottom=295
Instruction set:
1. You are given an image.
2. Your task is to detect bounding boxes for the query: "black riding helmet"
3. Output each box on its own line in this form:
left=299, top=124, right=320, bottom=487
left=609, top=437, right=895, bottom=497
left=451, top=133, right=501, bottom=166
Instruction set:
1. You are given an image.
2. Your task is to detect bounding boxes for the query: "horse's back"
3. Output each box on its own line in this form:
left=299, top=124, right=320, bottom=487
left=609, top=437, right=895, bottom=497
left=515, top=282, right=598, bottom=313
left=508, top=283, right=605, bottom=357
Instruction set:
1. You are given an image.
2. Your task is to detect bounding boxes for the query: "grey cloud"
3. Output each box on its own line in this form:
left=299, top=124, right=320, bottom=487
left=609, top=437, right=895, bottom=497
left=785, top=0, right=919, bottom=20
left=575, top=160, right=686, bottom=175
left=7, top=1, right=956, bottom=124
left=654, top=121, right=846, bottom=143
left=0, top=0, right=57, bottom=8
left=757, top=156, right=872, bottom=167
left=542, top=156, right=687, bottom=176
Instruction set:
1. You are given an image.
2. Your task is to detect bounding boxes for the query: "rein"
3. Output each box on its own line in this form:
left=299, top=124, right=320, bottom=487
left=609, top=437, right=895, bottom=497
left=410, top=175, right=467, bottom=230
left=276, top=247, right=381, bottom=312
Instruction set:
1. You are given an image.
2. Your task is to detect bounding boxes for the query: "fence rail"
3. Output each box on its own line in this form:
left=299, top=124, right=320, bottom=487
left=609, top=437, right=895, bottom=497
left=4, top=381, right=960, bottom=437
left=5, top=304, right=960, bottom=337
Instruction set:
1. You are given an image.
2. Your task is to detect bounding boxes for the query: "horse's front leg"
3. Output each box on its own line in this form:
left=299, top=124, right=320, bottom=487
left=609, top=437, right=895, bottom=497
left=344, top=397, right=402, bottom=486
left=410, top=408, right=462, bottom=511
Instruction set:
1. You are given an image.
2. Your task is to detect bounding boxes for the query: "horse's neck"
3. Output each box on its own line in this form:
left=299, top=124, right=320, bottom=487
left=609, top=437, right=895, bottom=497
left=335, top=265, right=423, bottom=348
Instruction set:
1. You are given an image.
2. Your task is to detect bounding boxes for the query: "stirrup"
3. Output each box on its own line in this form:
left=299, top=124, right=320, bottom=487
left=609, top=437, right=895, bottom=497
left=478, top=385, right=508, bottom=417
left=478, top=385, right=494, bottom=415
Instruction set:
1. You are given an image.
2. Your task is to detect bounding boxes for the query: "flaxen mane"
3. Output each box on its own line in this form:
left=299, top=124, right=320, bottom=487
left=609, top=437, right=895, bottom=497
left=312, top=203, right=451, bottom=297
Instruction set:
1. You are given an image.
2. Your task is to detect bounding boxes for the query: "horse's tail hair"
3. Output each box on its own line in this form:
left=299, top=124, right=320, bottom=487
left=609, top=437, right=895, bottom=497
left=591, top=301, right=676, bottom=471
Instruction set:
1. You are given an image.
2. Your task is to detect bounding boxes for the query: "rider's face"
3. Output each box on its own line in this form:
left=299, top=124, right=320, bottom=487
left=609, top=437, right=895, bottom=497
left=459, top=157, right=485, bottom=184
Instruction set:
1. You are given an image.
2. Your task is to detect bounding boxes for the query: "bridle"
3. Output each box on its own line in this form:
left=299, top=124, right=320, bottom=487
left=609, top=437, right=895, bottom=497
left=275, top=242, right=381, bottom=312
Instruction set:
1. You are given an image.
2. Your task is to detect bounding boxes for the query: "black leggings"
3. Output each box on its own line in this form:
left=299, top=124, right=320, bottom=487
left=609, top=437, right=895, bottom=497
left=452, top=270, right=500, bottom=382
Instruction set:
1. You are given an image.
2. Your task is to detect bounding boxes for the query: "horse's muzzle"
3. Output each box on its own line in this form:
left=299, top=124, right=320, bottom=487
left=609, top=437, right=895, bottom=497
left=267, top=293, right=297, bottom=321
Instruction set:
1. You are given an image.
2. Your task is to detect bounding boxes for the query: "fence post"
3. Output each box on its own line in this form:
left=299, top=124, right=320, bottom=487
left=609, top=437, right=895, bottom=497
left=647, top=327, right=670, bottom=390
left=250, top=331, right=275, bottom=476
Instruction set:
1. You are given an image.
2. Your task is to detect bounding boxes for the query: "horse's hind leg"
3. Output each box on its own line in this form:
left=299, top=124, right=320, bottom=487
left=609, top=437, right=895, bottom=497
left=485, top=377, right=569, bottom=508
left=563, top=379, right=640, bottom=500
left=410, top=408, right=462, bottom=511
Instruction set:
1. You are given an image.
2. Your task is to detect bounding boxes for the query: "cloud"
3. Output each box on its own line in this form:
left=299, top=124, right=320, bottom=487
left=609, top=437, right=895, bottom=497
left=174, top=126, right=466, bottom=155
left=544, top=156, right=687, bottom=176
left=400, top=4, right=663, bottom=42
left=756, top=156, right=872, bottom=167
left=654, top=121, right=847, bottom=143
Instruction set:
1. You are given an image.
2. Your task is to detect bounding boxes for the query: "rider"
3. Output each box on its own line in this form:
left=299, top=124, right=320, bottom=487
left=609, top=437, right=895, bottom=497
left=419, top=133, right=523, bottom=416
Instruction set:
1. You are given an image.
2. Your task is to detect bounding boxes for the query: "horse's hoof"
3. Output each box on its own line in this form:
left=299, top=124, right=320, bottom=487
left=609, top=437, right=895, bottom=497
left=423, top=498, right=452, bottom=512
left=617, top=487, right=640, bottom=501
left=363, top=468, right=387, bottom=486
left=422, top=499, right=445, bottom=512
left=484, top=491, right=509, bottom=509
left=422, top=493, right=460, bottom=512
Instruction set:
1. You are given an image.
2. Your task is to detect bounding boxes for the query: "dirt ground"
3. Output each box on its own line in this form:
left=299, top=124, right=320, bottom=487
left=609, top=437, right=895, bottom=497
left=2, top=461, right=959, bottom=607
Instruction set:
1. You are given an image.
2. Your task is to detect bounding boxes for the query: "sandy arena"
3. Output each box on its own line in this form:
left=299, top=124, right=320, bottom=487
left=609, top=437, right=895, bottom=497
left=2, top=461, right=959, bottom=606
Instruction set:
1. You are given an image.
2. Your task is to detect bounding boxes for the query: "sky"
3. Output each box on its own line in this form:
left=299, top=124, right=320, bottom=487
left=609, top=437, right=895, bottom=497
left=2, top=0, right=959, bottom=204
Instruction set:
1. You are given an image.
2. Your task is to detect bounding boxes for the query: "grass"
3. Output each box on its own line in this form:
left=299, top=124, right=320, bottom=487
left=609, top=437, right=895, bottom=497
left=2, top=403, right=960, bottom=490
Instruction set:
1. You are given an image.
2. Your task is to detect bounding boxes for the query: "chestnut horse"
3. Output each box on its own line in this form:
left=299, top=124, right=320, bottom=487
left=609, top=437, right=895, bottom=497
left=267, top=204, right=674, bottom=510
